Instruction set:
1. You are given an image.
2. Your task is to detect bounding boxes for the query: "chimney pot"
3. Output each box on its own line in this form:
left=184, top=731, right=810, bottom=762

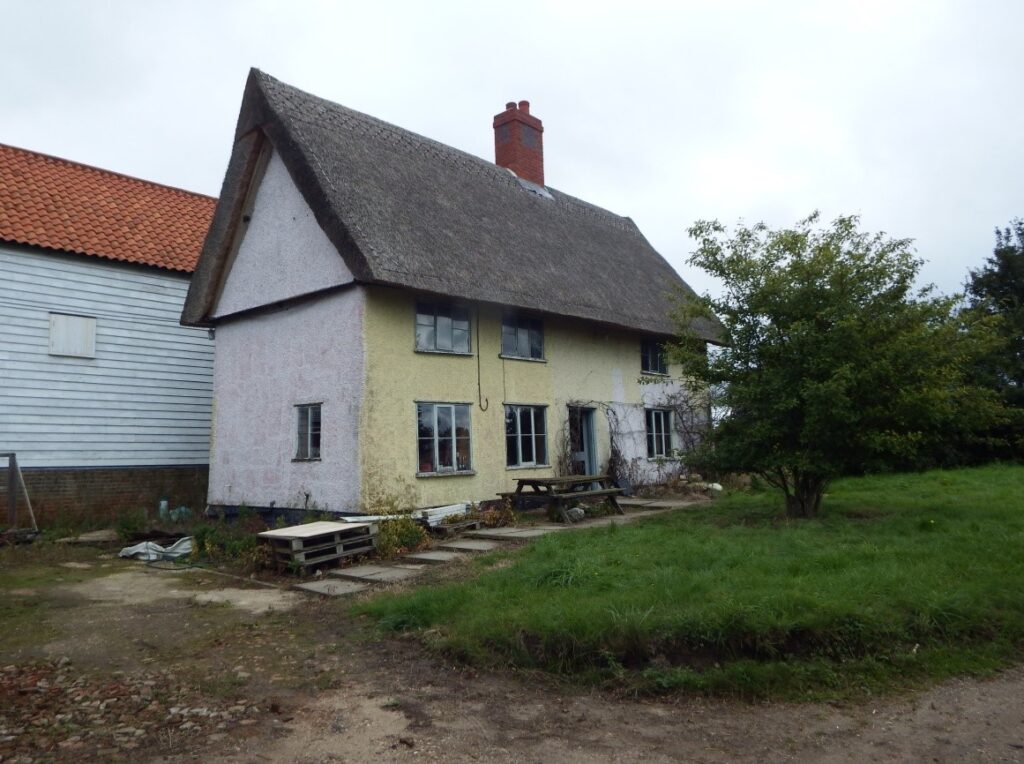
left=518, top=100, right=530, bottom=113
left=505, top=101, right=516, bottom=110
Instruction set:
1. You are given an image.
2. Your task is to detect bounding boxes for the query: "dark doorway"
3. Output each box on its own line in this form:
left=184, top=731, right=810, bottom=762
left=567, top=406, right=597, bottom=476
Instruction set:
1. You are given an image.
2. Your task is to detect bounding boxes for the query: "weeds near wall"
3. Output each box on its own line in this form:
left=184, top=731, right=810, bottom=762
left=376, top=515, right=428, bottom=559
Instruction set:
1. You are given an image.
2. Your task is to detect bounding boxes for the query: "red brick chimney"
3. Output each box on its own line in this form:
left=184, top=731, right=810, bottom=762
left=493, top=100, right=544, bottom=186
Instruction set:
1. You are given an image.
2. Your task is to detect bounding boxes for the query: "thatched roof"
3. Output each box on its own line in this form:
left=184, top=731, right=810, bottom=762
left=183, top=69, right=719, bottom=341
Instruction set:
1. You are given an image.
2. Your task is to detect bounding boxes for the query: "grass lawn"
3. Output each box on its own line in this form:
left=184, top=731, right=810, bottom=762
left=357, top=464, right=1024, bottom=700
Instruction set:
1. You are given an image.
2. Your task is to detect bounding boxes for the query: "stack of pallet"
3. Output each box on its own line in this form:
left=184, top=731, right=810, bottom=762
left=258, top=521, right=376, bottom=570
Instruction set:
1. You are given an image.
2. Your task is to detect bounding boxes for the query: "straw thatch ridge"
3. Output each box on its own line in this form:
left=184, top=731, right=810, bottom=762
left=183, top=69, right=720, bottom=341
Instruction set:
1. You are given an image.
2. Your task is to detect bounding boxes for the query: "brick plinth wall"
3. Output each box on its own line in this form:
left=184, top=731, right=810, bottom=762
left=1, top=465, right=208, bottom=528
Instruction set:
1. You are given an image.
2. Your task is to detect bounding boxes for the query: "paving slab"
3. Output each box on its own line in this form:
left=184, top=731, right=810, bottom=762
left=465, top=527, right=564, bottom=540
left=439, top=539, right=501, bottom=552
left=329, top=565, right=422, bottom=583
left=617, top=498, right=655, bottom=507
left=643, top=500, right=696, bottom=509
left=404, top=550, right=465, bottom=564
left=293, top=579, right=369, bottom=597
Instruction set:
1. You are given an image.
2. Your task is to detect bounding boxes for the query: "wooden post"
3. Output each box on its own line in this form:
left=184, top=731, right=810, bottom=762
left=6, top=454, right=16, bottom=528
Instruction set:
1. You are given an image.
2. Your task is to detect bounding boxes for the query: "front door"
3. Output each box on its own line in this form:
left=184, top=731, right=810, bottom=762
left=567, top=406, right=596, bottom=476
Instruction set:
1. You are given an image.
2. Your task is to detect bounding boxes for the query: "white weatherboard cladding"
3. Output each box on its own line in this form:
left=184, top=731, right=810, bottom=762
left=212, top=150, right=353, bottom=318
left=207, top=288, right=365, bottom=512
left=0, top=246, right=214, bottom=468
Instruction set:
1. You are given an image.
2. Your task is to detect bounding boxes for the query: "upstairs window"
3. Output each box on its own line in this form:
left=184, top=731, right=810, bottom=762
left=641, top=338, right=668, bottom=375
left=296, top=404, right=322, bottom=460
left=501, top=312, right=544, bottom=360
left=505, top=405, right=548, bottom=467
left=49, top=313, right=96, bottom=358
left=416, top=300, right=471, bottom=354
left=646, top=408, right=672, bottom=459
left=417, top=402, right=472, bottom=474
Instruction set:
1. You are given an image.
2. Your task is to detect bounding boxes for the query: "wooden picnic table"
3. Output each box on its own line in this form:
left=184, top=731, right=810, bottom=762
left=501, top=474, right=624, bottom=523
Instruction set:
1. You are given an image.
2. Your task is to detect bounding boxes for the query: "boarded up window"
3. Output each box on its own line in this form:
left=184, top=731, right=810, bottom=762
left=49, top=313, right=96, bottom=358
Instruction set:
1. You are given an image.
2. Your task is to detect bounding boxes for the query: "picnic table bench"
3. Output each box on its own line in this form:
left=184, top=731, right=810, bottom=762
left=499, top=474, right=624, bottom=523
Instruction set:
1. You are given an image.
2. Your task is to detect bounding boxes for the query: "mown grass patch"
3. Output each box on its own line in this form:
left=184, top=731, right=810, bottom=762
left=356, top=464, right=1024, bottom=699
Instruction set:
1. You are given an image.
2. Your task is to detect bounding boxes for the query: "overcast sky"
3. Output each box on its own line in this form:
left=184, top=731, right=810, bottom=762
left=3, top=0, right=1021, bottom=298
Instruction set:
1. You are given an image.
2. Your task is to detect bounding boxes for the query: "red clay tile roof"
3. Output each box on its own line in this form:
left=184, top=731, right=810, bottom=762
left=0, top=143, right=216, bottom=273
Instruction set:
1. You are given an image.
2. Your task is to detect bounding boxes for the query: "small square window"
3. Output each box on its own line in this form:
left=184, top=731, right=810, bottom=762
left=296, top=404, right=322, bottom=460
left=49, top=313, right=96, bottom=358
left=501, top=312, right=543, bottom=360
left=641, top=338, right=668, bottom=375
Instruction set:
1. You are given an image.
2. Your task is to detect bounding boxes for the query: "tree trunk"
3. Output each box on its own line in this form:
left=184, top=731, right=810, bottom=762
left=785, top=479, right=826, bottom=518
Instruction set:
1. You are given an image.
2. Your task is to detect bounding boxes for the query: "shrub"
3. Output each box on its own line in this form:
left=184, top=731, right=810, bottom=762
left=376, top=515, right=428, bottom=559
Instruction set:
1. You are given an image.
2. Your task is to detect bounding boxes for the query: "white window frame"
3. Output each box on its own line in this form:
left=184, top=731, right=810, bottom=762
left=416, top=402, right=473, bottom=475
left=646, top=408, right=672, bottom=459
left=48, top=313, right=97, bottom=358
left=505, top=404, right=548, bottom=467
left=295, top=403, right=322, bottom=460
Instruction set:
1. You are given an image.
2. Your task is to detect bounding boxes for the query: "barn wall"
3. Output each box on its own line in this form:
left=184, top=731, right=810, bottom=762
left=0, top=245, right=214, bottom=469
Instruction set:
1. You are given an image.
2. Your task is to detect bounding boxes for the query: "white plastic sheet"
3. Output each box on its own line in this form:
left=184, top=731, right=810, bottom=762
left=118, top=536, right=194, bottom=562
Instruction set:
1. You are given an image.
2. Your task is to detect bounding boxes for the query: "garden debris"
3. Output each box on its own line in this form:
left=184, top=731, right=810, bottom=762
left=259, top=521, right=376, bottom=569
left=118, top=536, right=194, bottom=561
left=0, top=659, right=263, bottom=760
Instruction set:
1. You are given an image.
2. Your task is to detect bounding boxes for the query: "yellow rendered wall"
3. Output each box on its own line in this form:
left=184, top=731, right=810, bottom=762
left=359, top=286, right=681, bottom=509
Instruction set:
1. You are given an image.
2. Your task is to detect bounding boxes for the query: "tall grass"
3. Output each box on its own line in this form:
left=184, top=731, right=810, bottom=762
left=357, top=464, right=1024, bottom=699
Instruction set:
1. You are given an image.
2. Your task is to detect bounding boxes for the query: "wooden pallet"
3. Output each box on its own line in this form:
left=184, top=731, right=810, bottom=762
left=258, top=521, right=377, bottom=569
left=429, top=519, right=482, bottom=537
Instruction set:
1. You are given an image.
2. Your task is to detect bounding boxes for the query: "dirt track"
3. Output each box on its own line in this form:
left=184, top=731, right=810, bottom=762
left=206, top=643, right=1024, bottom=764
left=3, top=559, right=1024, bottom=763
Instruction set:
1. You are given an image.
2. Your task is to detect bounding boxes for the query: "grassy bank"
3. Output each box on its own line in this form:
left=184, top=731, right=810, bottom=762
left=357, top=464, right=1024, bottom=699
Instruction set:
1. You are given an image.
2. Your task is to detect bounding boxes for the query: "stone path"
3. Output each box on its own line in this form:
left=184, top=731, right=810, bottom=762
left=292, top=501, right=696, bottom=598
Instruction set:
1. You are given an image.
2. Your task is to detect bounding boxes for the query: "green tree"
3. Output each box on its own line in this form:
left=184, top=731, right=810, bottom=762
left=672, top=213, right=1004, bottom=518
left=963, top=220, right=1024, bottom=456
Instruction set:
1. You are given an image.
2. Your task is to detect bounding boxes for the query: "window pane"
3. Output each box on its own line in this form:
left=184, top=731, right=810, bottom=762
left=309, top=405, right=321, bottom=458
left=647, top=432, right=655, bottom=458
left=436, top=314, right=453, bottom=351
left=456, top=437, right=471, bottom=471
left=534, top=432, right=546, bottom=465
left=520, top=408, right=533, bottom=438
left=520, top=432, right=534, bottom=463
left=516, top=327, right=529, bottom=357
left=506, top=435, right=518, bottom=466
left=505, top=406, right=517, bottom=436
left=452, top=327, right=470, bottom=353
left=529, top=328, right=543, bottom=359
left=455, top=405, right=470, bottom=438
left=418, top=438, right=435, bottom=473
left=437, top=406, right=453, bottom=439
left=416, top=302, right=434, bottom=325
left=501, top=324, right=517, bottom=356
left=416, top=323, right=435, bottom=351
left=417, top=404, right=434, bottom=438
left=533, top=408, right=545, bottom=435
left=452, top=306, right=470, bottom=327
left=437, top=435, right=454, bottom=469
left=297, top=407, right=309, bottom=459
